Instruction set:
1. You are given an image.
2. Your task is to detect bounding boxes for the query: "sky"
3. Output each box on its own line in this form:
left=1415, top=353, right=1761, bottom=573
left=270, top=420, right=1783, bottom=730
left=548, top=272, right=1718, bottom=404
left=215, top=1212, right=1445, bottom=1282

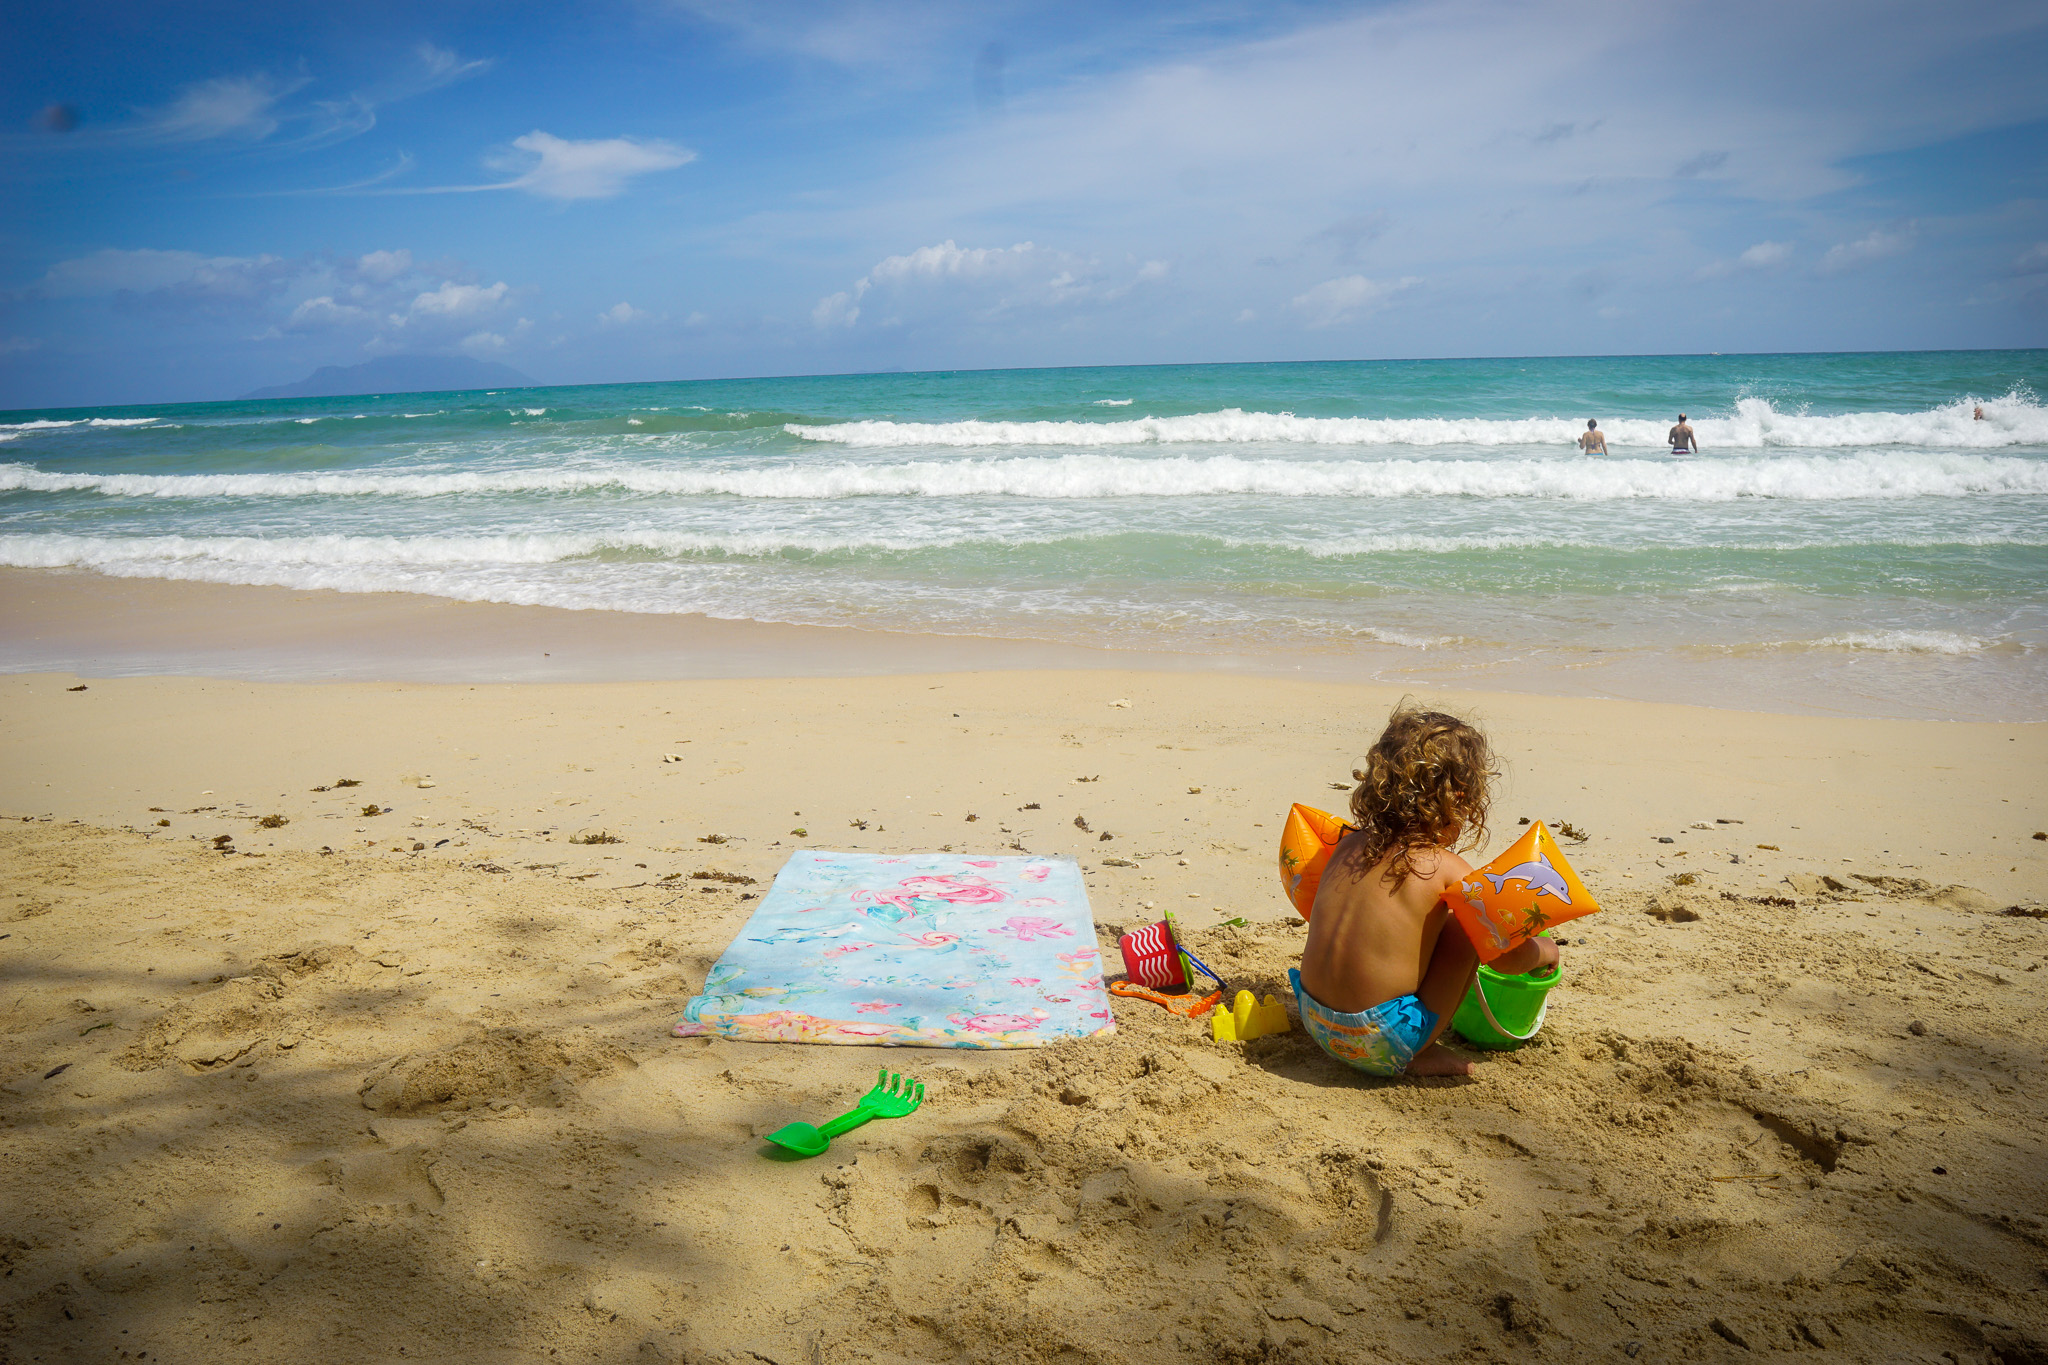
left=3, top=0, right=2047, bottom=408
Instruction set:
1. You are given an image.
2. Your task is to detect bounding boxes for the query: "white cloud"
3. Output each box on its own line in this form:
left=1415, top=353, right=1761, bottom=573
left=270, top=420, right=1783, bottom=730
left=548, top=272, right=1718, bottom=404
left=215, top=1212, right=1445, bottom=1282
left=1137, top=259, right=1170, bottom=281
left=671, top=0, right=971, bottom=68
left=170, top=256, right=295, bottom=305
left=285, top=46, right=491, bottom=152
left=485, top=131, right=695, bottom=200
left=1699, top=239, right=1795, bottom=279
left=27, top=239, right=542, bottom=373
left=1045, top=270, right=1084, bottom=303
left=867, top=239, right=1041, bottom=285
left=599, top=301, right=647, bottom=325
left=287, top=296, right=369, bottom=329
left=812, top=289, right=863, bottom=328
left=1290, top=274, right=1417, bottom=327
left=358, top=131, right=693, bottom=200
left=404, top=280, right=510, bottom=320
left=301, top=95, right=377, bottom=149
left=1739, top=240, right=1793, bottom=268
left=40, top=249, right=222, bottom=297
left=37, top=248, right=300, bottom=314
left=350, top=249, right=415, bottom=284
left=417, top=43, right=492, bottom=85
left=118, top=48, right=487, bottom=158
left=37, top=247, right=509, bottom=339
left=736, top=0, right=2048, bottom=359
left=459, top=319, right=532, bottom=357
left=813, top=239, right=1111, bottom=328
left=1820, top=224, right=1916, bottom=273
left=2011, top=242, right=2048, bottom=276
left=137, top=74, right=306, bottom=143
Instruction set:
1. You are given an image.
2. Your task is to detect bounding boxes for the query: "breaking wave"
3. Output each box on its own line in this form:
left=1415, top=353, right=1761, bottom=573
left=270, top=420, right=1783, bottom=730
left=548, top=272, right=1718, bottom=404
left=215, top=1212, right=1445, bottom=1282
left=0, top=417, right=163, bottom=430
left=3, top=449, right=2045, bottom=502
left=1810, top=630, right=2010, bottom=655
left=789, top=394, right=2048, bottom=450
left=6, top=525, right=2041, bottom=577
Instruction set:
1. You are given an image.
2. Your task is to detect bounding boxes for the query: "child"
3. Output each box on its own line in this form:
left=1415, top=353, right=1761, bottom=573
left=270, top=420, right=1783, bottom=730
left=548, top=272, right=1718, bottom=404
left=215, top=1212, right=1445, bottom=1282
left=1292, top=706, right=1559, bottom=1078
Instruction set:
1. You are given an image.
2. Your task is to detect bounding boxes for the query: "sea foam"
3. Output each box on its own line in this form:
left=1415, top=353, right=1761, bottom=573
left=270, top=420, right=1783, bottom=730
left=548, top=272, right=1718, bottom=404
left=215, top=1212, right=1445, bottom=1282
left=788, top=395, right=2048, bottom=450
left=0, top=529, right=954, bottom=568
left=6, top=522, right=2038, bottom=578
left=0, top=417, right=161, bottom=430
left=1811, top=630, right=2010, bottom=655
left=4, top=449, right=2044, bottom=502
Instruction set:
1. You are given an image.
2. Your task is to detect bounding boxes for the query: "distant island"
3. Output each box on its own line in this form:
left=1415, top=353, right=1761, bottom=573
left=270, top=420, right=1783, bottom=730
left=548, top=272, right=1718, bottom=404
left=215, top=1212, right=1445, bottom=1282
left=240, top=355, right=535, bottom=401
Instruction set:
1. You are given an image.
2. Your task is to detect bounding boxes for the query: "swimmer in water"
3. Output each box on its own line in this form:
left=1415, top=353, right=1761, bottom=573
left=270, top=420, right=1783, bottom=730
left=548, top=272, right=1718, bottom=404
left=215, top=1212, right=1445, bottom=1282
left=1578, top=419, right=1608, bottom=455
left=1668, top=413, right=1698, bottom=454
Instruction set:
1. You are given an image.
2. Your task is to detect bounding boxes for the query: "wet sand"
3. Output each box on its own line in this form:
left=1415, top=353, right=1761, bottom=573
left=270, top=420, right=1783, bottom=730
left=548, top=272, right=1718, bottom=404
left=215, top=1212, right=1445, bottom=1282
left=5, top=567, right=2034, bottom=721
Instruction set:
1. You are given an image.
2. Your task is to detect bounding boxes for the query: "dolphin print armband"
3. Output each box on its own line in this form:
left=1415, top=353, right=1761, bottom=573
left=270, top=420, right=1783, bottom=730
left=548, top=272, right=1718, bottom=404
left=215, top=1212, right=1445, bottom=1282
left=1442, top=821, right=1601, bottom=962
left=1277, top=808, right=1602, bottom=954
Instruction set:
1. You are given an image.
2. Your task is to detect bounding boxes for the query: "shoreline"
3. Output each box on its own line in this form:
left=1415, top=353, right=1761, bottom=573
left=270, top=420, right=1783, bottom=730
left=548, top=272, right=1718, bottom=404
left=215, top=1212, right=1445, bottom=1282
left=3, top=566, right=2036, bottom=722
left=0, top=566, right=1207, bottom=685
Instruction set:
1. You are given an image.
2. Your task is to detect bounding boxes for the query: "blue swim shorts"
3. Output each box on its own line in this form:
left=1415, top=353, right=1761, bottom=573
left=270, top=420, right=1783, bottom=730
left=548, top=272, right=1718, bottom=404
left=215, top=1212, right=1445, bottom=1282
left=1288, top=968, right=1438, bottom=1078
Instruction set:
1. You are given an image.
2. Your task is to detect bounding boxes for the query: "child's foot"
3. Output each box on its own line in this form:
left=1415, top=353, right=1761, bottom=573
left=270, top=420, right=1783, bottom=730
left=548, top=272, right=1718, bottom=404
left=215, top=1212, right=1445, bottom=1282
left=1407, top=1042, right=1474, bottom=1077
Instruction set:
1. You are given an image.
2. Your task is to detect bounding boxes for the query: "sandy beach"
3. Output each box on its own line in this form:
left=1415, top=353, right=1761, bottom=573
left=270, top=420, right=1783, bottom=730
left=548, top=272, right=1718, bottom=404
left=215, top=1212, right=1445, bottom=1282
left=3, top=626, right=2046, bottom=1364
left=10, top=0, right=2048, bottom=1353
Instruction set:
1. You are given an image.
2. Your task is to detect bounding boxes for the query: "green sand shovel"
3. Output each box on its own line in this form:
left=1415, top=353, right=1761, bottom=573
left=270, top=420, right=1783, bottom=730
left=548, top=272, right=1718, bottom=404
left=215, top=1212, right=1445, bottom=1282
left=763, top=1069, right=926, bottom=1159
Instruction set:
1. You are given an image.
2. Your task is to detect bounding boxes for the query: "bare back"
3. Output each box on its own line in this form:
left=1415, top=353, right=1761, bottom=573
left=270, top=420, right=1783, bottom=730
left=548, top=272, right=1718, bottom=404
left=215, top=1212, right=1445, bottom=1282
left=1298, top=833, right=1474, bottom=1014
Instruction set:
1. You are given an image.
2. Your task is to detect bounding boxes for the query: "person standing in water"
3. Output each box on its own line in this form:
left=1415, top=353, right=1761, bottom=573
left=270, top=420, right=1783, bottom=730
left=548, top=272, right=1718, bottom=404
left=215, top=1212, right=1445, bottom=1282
left=1668, top=413, right=1698, bottom=454
left=1577, top=419, right=1608, bottom=454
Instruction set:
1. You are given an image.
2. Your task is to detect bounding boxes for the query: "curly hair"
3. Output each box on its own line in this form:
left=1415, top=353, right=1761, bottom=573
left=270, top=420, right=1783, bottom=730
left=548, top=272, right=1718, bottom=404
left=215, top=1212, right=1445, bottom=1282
left=1341, top=705, right=1494, bottom=885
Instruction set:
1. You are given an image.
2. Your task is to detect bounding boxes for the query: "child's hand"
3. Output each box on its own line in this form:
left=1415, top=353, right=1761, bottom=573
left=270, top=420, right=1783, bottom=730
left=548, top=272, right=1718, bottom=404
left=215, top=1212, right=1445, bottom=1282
left=1490, top=934, right=1560, bottom=977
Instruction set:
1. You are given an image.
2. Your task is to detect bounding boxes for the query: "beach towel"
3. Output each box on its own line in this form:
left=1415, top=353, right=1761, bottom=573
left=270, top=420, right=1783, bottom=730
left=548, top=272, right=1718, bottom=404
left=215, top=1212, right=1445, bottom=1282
left=673, top=851, right=1115, bottom=1048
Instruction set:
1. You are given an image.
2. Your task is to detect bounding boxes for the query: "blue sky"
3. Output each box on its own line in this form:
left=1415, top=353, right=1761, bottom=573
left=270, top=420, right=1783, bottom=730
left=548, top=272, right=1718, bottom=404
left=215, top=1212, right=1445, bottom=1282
left=3, top=0, right=2046, bottom=407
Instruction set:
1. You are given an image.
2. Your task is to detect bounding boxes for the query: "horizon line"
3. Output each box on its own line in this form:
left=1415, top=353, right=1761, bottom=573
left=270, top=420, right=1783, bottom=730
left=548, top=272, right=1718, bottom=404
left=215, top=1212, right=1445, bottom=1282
left=5, top=344, right=2045, bottom=416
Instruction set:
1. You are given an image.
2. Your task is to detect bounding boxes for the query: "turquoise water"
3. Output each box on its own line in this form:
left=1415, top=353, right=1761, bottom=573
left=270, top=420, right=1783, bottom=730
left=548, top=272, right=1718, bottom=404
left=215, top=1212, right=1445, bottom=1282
left=3, top=350, right=2045, bottom=717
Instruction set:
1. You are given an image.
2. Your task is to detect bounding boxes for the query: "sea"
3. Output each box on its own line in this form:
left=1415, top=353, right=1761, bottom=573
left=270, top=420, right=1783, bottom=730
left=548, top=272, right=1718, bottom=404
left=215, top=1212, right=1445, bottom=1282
left=3, top=350, right=2045, bottom=720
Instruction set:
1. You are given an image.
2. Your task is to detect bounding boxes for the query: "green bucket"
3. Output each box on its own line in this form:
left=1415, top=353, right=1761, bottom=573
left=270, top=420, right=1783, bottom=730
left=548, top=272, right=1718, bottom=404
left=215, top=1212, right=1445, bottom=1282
left=1451, top=955, right=1560, bottom=1050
